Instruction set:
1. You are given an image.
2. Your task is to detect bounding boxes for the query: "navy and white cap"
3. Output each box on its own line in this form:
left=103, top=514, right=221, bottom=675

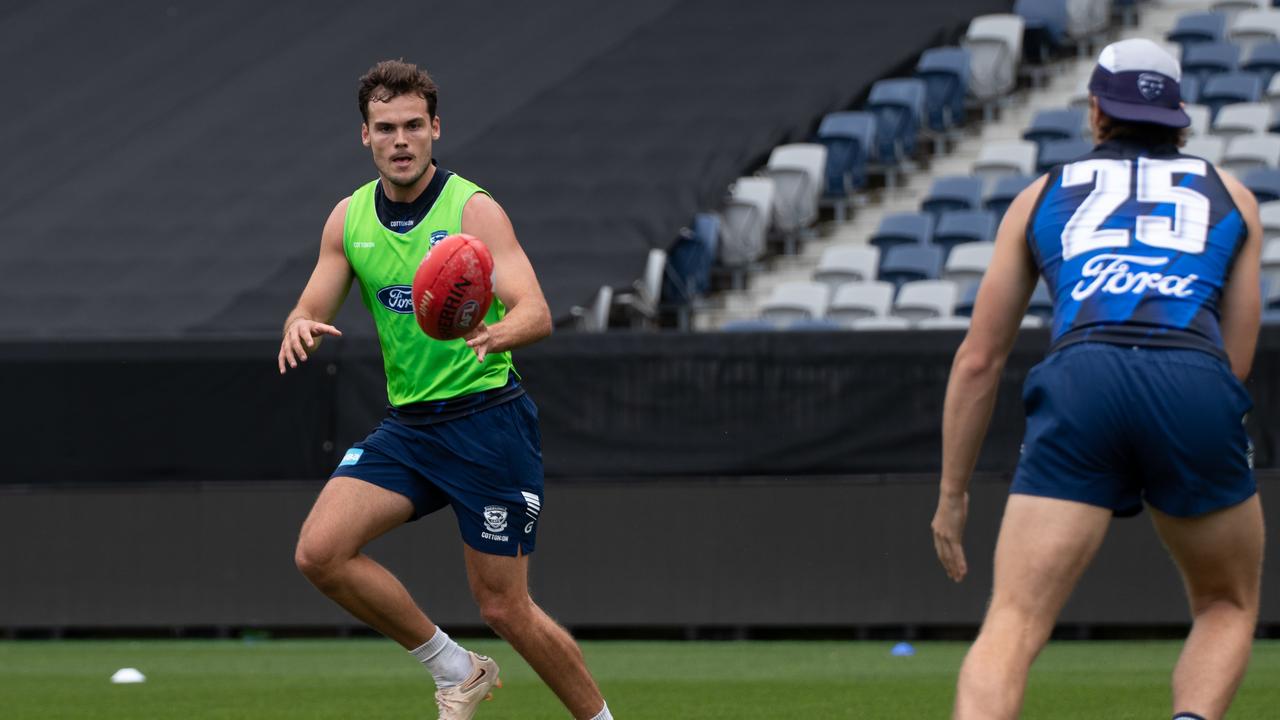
left=1088, top=38, right=1190, bottom=128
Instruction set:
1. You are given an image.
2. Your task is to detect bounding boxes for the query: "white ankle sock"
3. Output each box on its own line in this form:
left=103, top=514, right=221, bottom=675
left=409, top=628, right=474, bottom=688
left=588, top=702, right=613, bottom=720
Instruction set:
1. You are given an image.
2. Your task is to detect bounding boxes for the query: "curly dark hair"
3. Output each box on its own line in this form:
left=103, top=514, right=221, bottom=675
left=1094, top=111, right=1188, bottom=148
left=358, top=59, right=438, bottom=122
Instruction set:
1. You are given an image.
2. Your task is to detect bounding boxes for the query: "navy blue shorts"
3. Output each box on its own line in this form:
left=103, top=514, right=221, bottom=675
left=330, top=395, right=544, bottom=556
left=1011, top=343, right=1255, bottom=518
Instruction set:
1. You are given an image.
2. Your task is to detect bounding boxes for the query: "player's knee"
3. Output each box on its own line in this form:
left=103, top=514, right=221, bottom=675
left=477, top=593, right=532, bottom=635
left=294, top=537, right=341, bottom=587
left=1189, top=589, right=1259, bottom=617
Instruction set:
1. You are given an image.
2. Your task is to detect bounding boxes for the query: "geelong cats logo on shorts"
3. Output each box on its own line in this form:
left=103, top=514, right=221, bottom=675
left=1137, top=73, right=1164, bottom=100
left=375, top=285, right=415, bottom=314
left=483, top=506, right=509, bottom=533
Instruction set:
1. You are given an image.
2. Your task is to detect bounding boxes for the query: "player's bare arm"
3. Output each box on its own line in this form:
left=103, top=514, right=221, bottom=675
left=278, top=197, right=353, bottom=374
left=931, top=175, right=1045, bottom=583
left=1216, top=169, right=1263, bottom=381
left=460, top=192, right=552, bottom=362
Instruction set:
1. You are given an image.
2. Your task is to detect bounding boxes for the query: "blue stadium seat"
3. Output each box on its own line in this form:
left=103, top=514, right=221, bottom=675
left=916, top=47, right=971, bottom=133
left=816, top=112, right=876, bottom=198
left=662, top=213, right=719, bottom=308
left=985, top=174, right=1035, bottom=219
left=867, top=78, right=927, bottom=164
left=788, top=318, right=844, bottom=331
left=1244, top=168, right=1280, bottom=202
left=1015, top=0, right=1070, bottom=64
left=1182, top=74, right=1203, bottom=105
left=1167, top=12, right=1228, bottom=54
left=1027, top=282, right=1054, bottom=321
left=1180, top=42, right=1241, bottom=89
left=921, top=176, right=985, bottom=218
left=1037, top=138, right=1094, bottom=172
left=1243, top=41, right=1280, bottom=85
left=1023, top=108, right=1086, bottom=149
left=879, top=244, right=945, bottom=290
left=1201, top=72, right=1264, bottom=118
left=934, top=211, right=998, bottom=257
left=869, top=212, right=934, bottom=252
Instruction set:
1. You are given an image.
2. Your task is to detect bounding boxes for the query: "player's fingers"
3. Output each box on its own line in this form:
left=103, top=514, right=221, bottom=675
left=315, top=323, right=342, bottom=337
left=953, top=545, right=968, bottom=581
left=278, top=347, right=287, bottom=375
left=290, top=332, right=307, bottom=364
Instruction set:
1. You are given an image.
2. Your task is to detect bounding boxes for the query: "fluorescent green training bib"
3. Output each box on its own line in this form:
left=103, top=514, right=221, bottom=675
left=343, top=173, right=513, bottom=406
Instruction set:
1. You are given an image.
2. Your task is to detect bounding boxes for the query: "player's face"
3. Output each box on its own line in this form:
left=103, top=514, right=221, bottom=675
left=362, top=94, right=440, bottom=189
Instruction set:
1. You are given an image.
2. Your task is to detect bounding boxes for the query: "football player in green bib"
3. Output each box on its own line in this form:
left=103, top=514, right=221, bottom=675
left=278, top=60, right=612, bottom=720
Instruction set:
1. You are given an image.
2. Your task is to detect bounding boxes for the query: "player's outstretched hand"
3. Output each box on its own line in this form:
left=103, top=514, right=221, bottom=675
left=463, top=321, right=493, bottom=363
left=279, top=319, right=342, bottom=374
left=931, top=490, right=969, bottom=582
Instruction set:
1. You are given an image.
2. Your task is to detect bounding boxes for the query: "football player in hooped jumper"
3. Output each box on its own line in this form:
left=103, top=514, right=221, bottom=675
left=931, top=39, right=1265, bottom=720
left=278, top=60, right=613, bottom=720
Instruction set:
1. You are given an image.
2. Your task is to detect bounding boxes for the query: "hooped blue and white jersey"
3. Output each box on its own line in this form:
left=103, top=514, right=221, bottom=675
left=1028, top=139, right=1247, bottom=359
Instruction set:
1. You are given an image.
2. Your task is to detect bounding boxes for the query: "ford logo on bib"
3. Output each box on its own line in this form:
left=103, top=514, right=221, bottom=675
left=376, top=285, right=415, bottom=314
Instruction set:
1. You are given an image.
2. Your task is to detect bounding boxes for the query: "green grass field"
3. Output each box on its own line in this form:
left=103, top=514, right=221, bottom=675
left=2, top=639, right=1277, bottom=719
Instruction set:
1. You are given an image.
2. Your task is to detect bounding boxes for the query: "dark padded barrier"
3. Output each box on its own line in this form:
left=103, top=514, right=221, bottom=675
left=1, top=476, right=1276, bottom=629
left=0, top=0, right=1010, bottom=338
left=3, top=328, right=1278, bottom=484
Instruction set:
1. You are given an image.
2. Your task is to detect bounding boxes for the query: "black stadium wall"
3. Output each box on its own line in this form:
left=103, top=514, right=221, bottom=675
left=3, top=329, right=1279, bottom=630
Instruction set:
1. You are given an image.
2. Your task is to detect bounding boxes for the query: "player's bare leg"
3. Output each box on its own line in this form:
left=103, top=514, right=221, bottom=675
left=464, top=546, right=607, bottom=719
left=1152, top=495, right=1264, bottom=720
left=954, top=495, right=1111, bottom=720
left=294, top=476, right=436, bottom=649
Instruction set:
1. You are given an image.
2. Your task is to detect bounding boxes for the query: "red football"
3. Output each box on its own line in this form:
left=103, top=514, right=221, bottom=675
left=411, top=234, right=495, bottom=340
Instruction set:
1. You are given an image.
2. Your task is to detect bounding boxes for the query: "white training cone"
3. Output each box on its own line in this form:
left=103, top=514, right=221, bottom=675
left=110, top=668, right=146, bottom=684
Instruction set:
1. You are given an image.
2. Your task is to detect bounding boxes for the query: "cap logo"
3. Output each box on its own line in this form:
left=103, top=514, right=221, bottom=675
left=1137, top=73, right=1164, bottom=101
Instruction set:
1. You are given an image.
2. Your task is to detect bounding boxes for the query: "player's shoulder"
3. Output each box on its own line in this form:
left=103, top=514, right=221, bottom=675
left=460, top=190, right=508, bottom=227
left=1004, top=174, right=1052, bottom=226
left=1212, top=165, right=1260, bottom=216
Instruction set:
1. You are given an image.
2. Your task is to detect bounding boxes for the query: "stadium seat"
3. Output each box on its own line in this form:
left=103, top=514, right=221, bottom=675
left=1016, top=0, right=1069, bottom=72
left=1069, top=75, right=1091, bottom=111
left=816, top=112, right=876, bottom=219
left=879, top=244, right=945, bottom=289
left=1215, top=0, right=1268, bottom=17
left=1262, top=238, right=1280, bottom=288
left=973, top=140, right=1038, bottom=177
left=954, top=281, right=981, bottom=317
left=813, top=245, right=880, bottom=293
left=1180, top=42, right=1241, bottom=89
left=964, top=14, right=1025, bottom=104
left=759, top=281, right=829, bottom=325
left=763, top=143, right=827, bottom=247
left=921, top=176, right=985, bottom=218
left=1222, top=133, right=1280, bottom=174
left=916, top=316, right=972, bottom=330
left=869, top=212, right=934, bottom=253
left=1182, top=74, right=1203, bottom=105
left=934, top=211, right=997, bottom=257
left=850, top=316, right=913, bottom=331
left=1027, top=282, right=1054, bottom=321
left=1037, top=138, right=1093, bottom=172
left=1183, top=135, right=1227, bottom=164
left=663, top=212, right=719, bottom=310
left=915, top=47, right=971, bottom=133
left=943, top=241, right=996, bottom=287
left=1266, top=74, right=1280, bottom=119
left=1244, top=167, right=1280, bottom=201
left=1211, top=102, right=1273, bottom=137
left=827, top=281, right=896, bottom=325
left=719, top=177, right=775, bottom=269
left=1020, top=315, right=1047, bottom=329
left=867, top=78, right=927, bottom=164
left=893, top=280, right=959, bottom=321
left=1201, top=73, right=1264, bottom=118
left=1185, top=103, right=1212, bottom=136
left=1023, top=108, right=1086, bottom=151
left=985, top=174, right=1035, bottom=218
left=1259, top=200, right=1280, bottom=238
left=570, top=285, right=613, bottom=332
left=1229, top=9, right=1280, bottom=52
left=1243, top=41, right=1280, bottom=84
left=615, top=248, right=667, bottom=328
left=1167, top=12, right=1228, bottom=54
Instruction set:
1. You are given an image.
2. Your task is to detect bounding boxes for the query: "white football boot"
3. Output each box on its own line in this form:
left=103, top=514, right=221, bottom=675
left=434, top=651, right=501, bottom=720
